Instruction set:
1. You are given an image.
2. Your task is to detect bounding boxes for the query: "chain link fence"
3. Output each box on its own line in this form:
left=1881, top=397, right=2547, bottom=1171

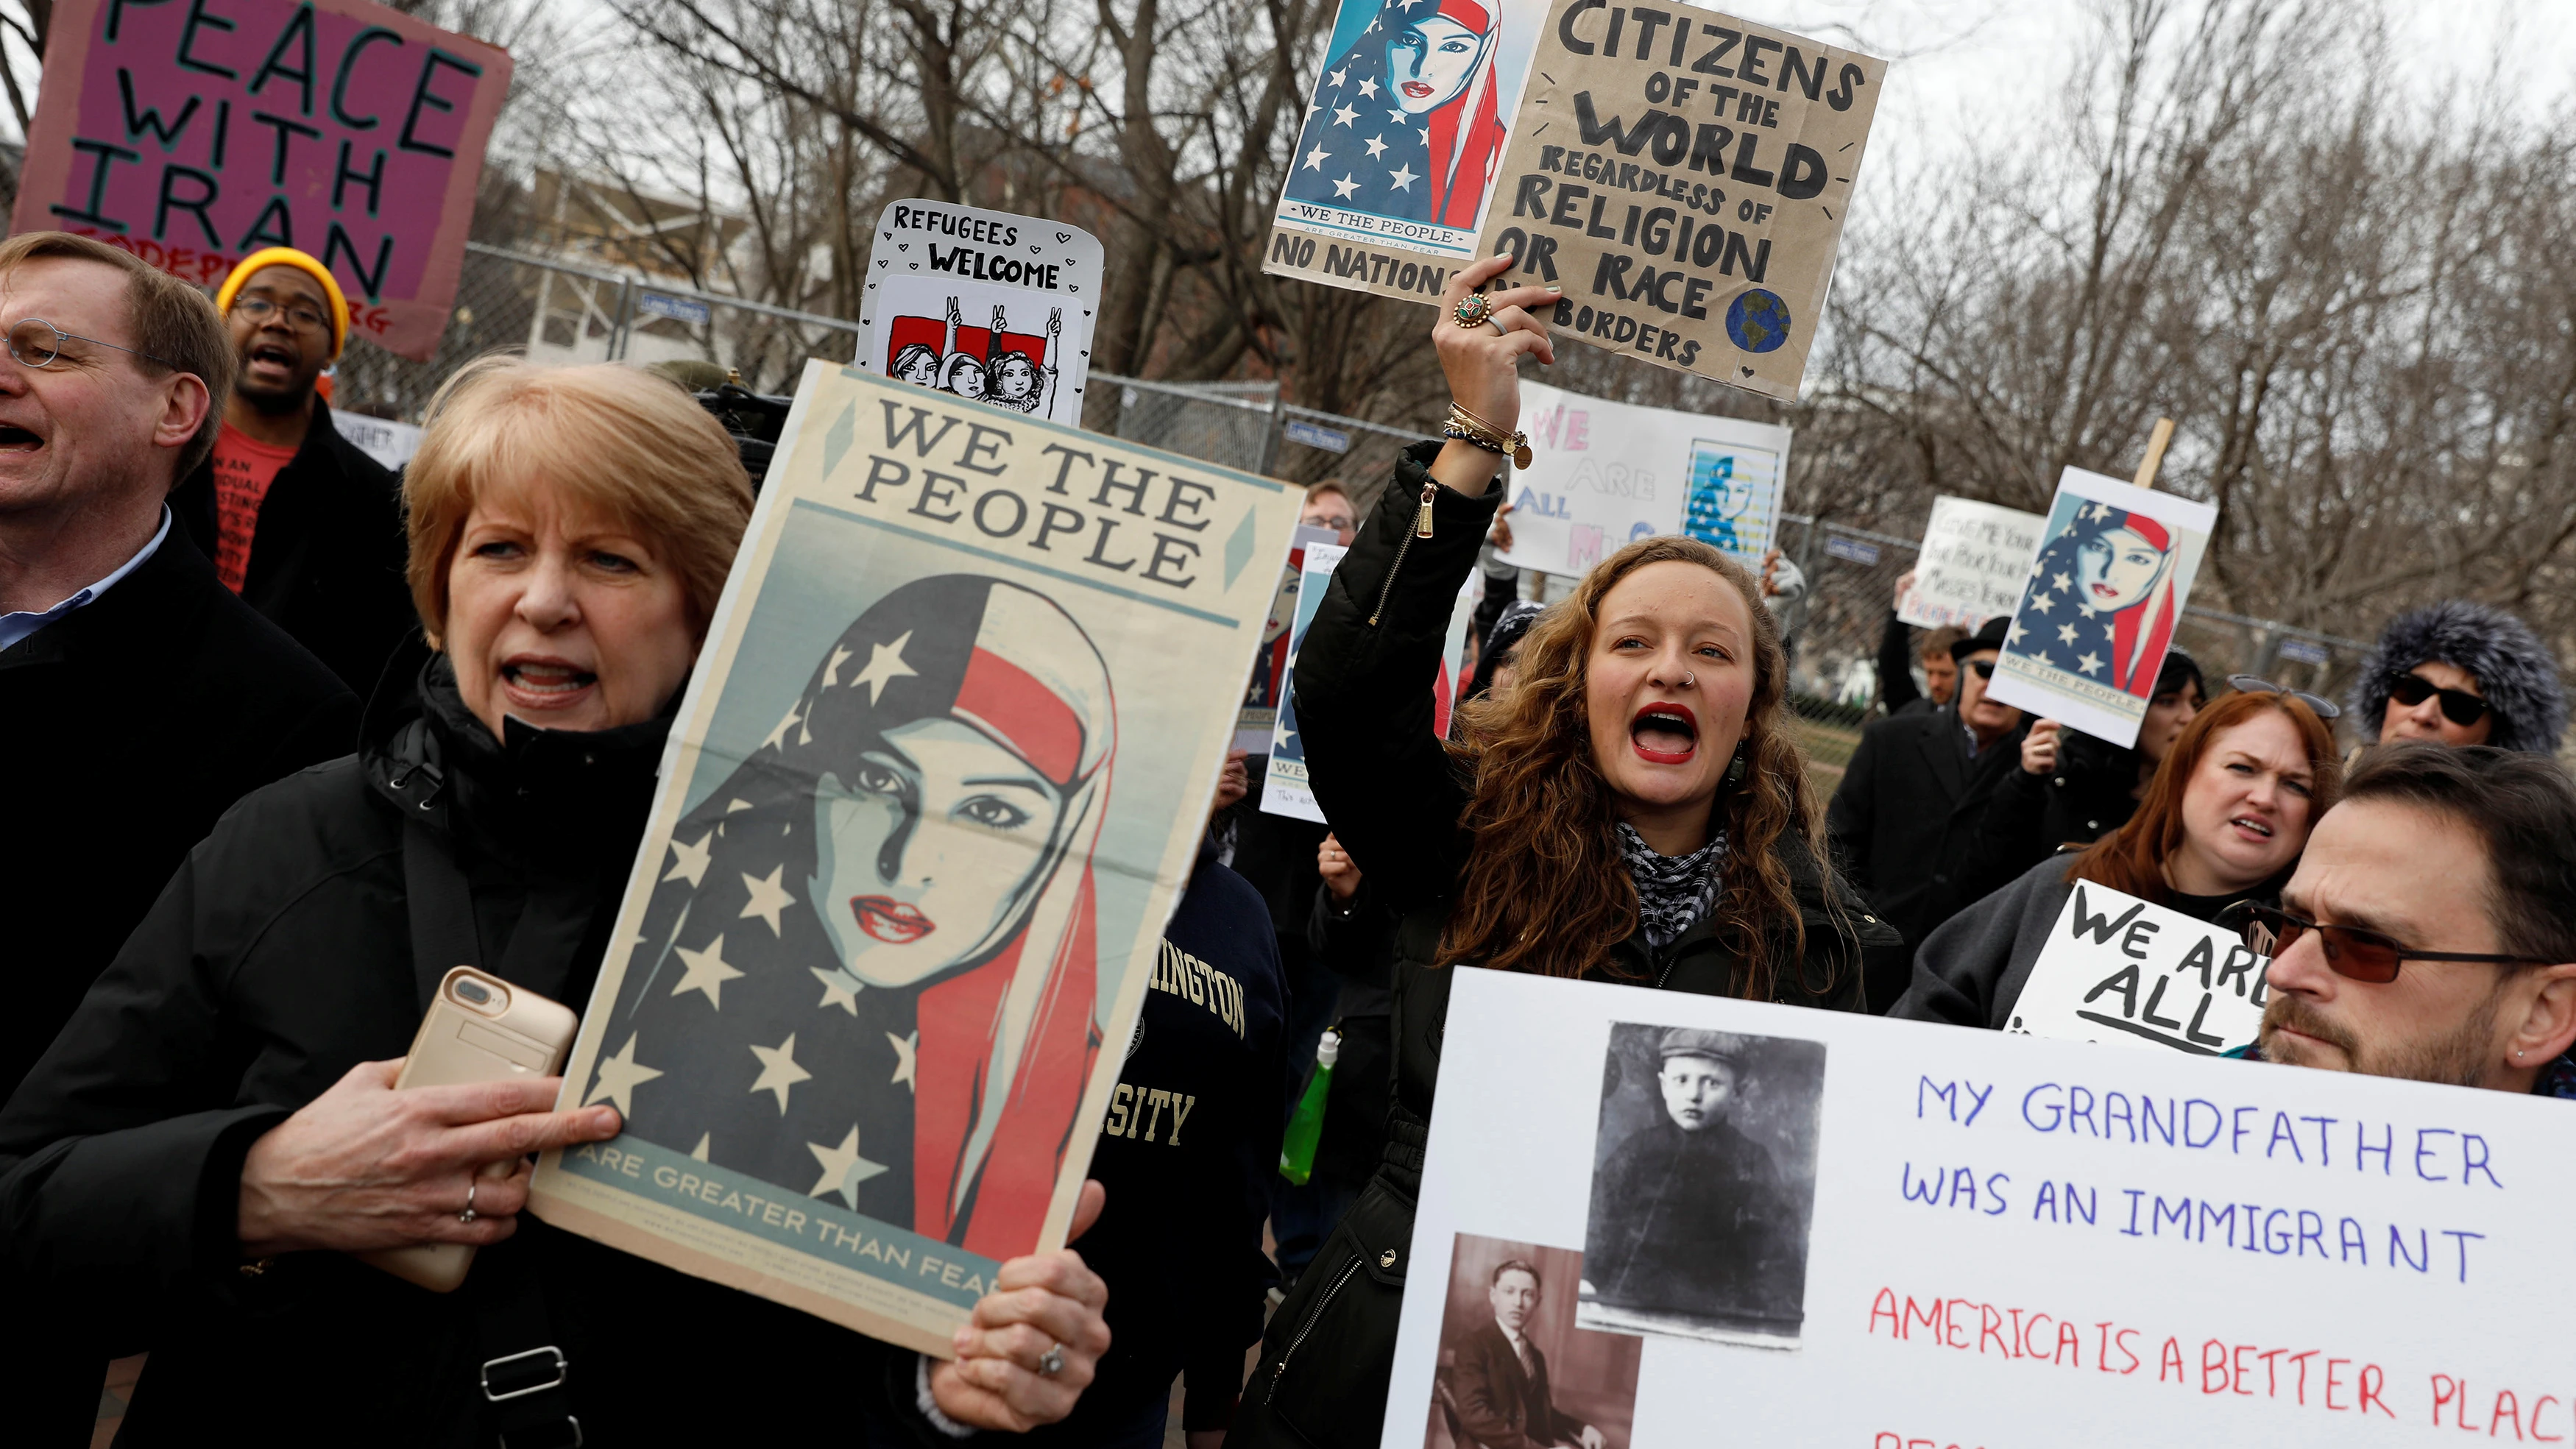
left=328, top=242, right=860, bottom=422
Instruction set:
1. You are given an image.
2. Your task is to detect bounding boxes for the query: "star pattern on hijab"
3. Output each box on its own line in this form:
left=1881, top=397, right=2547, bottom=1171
left=585, top=1032, right=663, bottom=1114
left=847, top=631, right=919, bottom=705
left=672, top=935, right=744, bottom=1007
left=806, top=1125, right=889, bottom=1206
left=749, top=1032, right=811, bottom=1113
left=740, top=865, right=794, bottom=935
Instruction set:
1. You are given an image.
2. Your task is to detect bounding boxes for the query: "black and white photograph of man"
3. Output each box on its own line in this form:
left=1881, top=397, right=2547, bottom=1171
left=1577, top=1025, right=1827, bottom=1346
left=1426, top=1235, right=1640, bottom=1449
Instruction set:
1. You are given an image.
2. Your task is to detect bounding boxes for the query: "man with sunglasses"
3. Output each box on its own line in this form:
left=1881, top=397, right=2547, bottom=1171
left=1830, top=614, right=2030, bottom=1007
left=2348, top=600, right=2566, bottom=755
left=0, top=231, right=356, bottom=1441
left=2228, top=743, right=2576, bottom=1095
left=169, top=247, right=411, bottom=695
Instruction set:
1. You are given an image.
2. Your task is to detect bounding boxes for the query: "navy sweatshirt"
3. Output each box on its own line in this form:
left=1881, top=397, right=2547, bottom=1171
left=1026, top=835, right=1288, bottom=1439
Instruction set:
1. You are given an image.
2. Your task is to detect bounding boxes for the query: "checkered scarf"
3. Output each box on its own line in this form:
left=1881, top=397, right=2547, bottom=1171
left=1617, top=821, right=1726, bottom=951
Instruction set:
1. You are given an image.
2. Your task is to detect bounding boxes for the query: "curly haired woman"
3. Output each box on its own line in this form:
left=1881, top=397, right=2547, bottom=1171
left=1227, top=255, right=1894, bottom=1449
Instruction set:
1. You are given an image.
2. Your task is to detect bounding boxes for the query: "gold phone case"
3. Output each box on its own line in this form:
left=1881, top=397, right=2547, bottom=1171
left=358, top=967, right=579, bottom=1293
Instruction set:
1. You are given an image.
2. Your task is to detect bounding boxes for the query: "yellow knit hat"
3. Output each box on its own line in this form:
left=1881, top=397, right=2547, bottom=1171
left=215, top=247, right=350, bottom=359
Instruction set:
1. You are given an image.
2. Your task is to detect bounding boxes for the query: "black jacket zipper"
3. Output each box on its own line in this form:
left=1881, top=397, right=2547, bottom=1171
left=1367, top=482, right=1437, bottom=627
left=1266, top=1253, right=1367, bottom=1403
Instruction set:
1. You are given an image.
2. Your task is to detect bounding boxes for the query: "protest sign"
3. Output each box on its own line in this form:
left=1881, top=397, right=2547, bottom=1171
left=1900, top=495, right=2048, bottom=632
left=1479, top=1, right=1885, bottom=400
left=530, top=363, right=1298, bottom=1353
left=1261, top=0, right=1550, bottom=305
left=855, top=200, right=1103, bottom=427
left=2006, top=884, right=2270, bottom=1057
left=1495, top=379, right=1792, bottom=577
left=1392, top=966, right=2576, bottom=1448
left=1239, top=524, right=1344, bottom=751
left=1261, top=541, right=1348, bottom=822
left=1983, top=467, right=2218, bottom=749
left=14, top=0, right=511, bottom=361
left=332, top=411, right=421, bottom=470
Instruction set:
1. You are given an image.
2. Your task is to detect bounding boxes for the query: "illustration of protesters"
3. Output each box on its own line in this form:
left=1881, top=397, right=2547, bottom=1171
left=890, top=341, right=941, bottom=388
left=1283, top=0, right=1509, bottom=229
left=988, top=309, right=1063, bottom=417
left=2020, top=503, right=2180, bottom=697
left=940, top=349, right=989, bottom=400
left=601, top=573, right=1116, bottom=1258
left=1581, top=1030, right=1801, bottom=1336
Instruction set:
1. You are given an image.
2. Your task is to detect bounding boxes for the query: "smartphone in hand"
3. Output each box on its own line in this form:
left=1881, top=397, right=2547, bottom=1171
left=358, top=967, right=578, bottom=1292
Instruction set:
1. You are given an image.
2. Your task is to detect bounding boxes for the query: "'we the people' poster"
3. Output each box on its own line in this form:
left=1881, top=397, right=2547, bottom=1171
left=855, top=200, right=1103, bottom=426
left=1393, top=967, right=2576, bottom=1448
left=1261, top=0, right=1551, bottom=305
left=13, top=0, right=512, bottom=359
left=1495, top=380, right=1791, bottom=577
left=531, top=364, right=1298, bottom=1353
left=1982, top=467, right=2218, bottom=750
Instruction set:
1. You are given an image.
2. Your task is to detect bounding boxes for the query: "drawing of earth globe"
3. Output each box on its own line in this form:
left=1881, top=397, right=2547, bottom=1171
left=1726, top=289, right=1792, bottom=353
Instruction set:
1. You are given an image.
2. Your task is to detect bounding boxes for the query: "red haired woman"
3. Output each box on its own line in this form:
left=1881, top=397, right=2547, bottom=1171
left=1228, top=257, right=1891, bottom=1448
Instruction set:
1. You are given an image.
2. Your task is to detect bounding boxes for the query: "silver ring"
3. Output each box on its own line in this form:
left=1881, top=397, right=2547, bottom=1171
left=1038, top=1342, right=1066, bottom=1377
left=1486, top=316, right=1507, bottom=336
left=458, top=1180, right=479, bottom=1225
left=1682, top=670, right=1696, bottom=687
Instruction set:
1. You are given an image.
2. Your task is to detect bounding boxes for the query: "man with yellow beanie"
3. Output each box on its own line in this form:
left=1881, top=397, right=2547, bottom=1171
left=171, top=247, right=412, bottom=693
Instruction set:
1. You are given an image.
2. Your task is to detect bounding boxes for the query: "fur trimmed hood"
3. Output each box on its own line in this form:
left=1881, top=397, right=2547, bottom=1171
left=2348, top=600, right=2567, bottom=754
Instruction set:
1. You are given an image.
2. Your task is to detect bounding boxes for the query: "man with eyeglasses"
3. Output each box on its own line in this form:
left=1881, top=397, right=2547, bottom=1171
left=1829, top=614, right=2030, bottom=1007
left=169, top=247, right=411, bottom=694
left=2347, top=600, right=2566, bottom=756
left=2224, top=743, right=2576, bottom=1095
left=0, top=230, right=355, bottom=1441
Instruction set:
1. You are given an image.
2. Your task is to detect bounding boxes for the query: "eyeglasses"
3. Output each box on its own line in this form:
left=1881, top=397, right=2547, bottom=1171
left=2216, top=900, right=2550, bottom=985
left=232, top=294, right=330, bottom=333
left=2227, top=673, right=2340, bottom=720
left=1969, top=659, right=1995, bottom=679
left=5, top=316, right=174, bottom=371
left=2386, top=671, right=2489, bottom=728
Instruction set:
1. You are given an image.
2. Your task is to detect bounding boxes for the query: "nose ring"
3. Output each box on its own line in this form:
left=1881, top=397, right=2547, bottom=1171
left=1681, top=670, right=1696, bottom=687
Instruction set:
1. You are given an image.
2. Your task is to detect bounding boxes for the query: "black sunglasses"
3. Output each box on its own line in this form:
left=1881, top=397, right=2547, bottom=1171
left=2217, top=901, right=2550, bottom=985
left=2227, top=673, right=2340, bottom=720
left=2386, top=671, right=2489, bottom=728
left=1968, top=659, right=1995, bottom=679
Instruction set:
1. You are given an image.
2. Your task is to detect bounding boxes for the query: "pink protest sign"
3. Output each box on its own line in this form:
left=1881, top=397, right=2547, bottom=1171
left=13, top=0, right=512, bottom=361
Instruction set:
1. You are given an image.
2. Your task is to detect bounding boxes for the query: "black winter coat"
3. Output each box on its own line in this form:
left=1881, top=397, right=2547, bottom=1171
left=171, top=399, right=416, bottom=696
left=1826, top=703, right=2030, bottom=1005
left=0, top=648, right=952, bottom=1447
left=1946, top=735, right=2142, bottom=912
left=0, top=525, right=354, bottom=1102
left=1228, top=444, right=1888, bottom=1449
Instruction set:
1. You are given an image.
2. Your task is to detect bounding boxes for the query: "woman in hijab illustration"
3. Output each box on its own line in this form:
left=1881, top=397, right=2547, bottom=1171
left=599, top=574, right=1115, bottom=1257
left=2019, top=503, right=2181, bottom=698
left=1284, top=0, right=1507, bottom=230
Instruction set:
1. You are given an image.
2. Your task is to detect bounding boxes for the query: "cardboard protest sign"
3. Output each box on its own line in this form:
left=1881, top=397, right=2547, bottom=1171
left=855, top=200, right=1103, bottom=426
left=1262, top=0, right=1550, bottom=305
left=14, top=0, right=510, bottom=361
left=1480, top=1, right=1885, bottom=400
left=2007, top=884, right=2270, bottom=1057
left=529, top=364, right=1298, bottom=1353
left=1260, top=542, right=1348, bottom=822
left=1900, top=495, right=2048, bottom=632
left=1495, top=380, right=1792, bottom=576
left=1239, top=524, right=1343, bottom=751
left=1983, top=468, right=2218, bottom=750
left=1393, top=966, right=2576, bottom=1447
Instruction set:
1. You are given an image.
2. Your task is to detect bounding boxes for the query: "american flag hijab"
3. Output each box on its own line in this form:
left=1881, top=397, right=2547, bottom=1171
left=1284, top=0, right=1509, bottom=230
left=2010, top=503, right=2179, bottom=699
left=601, top=574, right=1116, bottom=1255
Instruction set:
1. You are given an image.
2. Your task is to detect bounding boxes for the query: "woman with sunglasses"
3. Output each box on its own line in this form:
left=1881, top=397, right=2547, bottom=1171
left=2349, top=600, right=2566, bottom=755
left=1889, top=687, right=2341, bottom=1030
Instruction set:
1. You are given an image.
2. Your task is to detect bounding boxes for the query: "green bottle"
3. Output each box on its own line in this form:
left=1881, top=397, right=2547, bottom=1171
left=1278, top=1030, right=1339, bottom=1186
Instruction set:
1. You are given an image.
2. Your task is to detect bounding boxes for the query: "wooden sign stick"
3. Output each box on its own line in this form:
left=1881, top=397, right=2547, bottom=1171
left=2132, top=417, right=2176, bottom=491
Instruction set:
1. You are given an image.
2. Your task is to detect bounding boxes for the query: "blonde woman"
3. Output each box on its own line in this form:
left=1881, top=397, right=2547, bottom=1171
left=0, top=359, right=1109, bottom=1443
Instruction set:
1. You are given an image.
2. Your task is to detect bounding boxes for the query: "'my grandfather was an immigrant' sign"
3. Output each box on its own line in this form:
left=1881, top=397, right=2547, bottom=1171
left=1481, top=1, right=1884, bottom=400
left=15, top=0, right=511, bottom=361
